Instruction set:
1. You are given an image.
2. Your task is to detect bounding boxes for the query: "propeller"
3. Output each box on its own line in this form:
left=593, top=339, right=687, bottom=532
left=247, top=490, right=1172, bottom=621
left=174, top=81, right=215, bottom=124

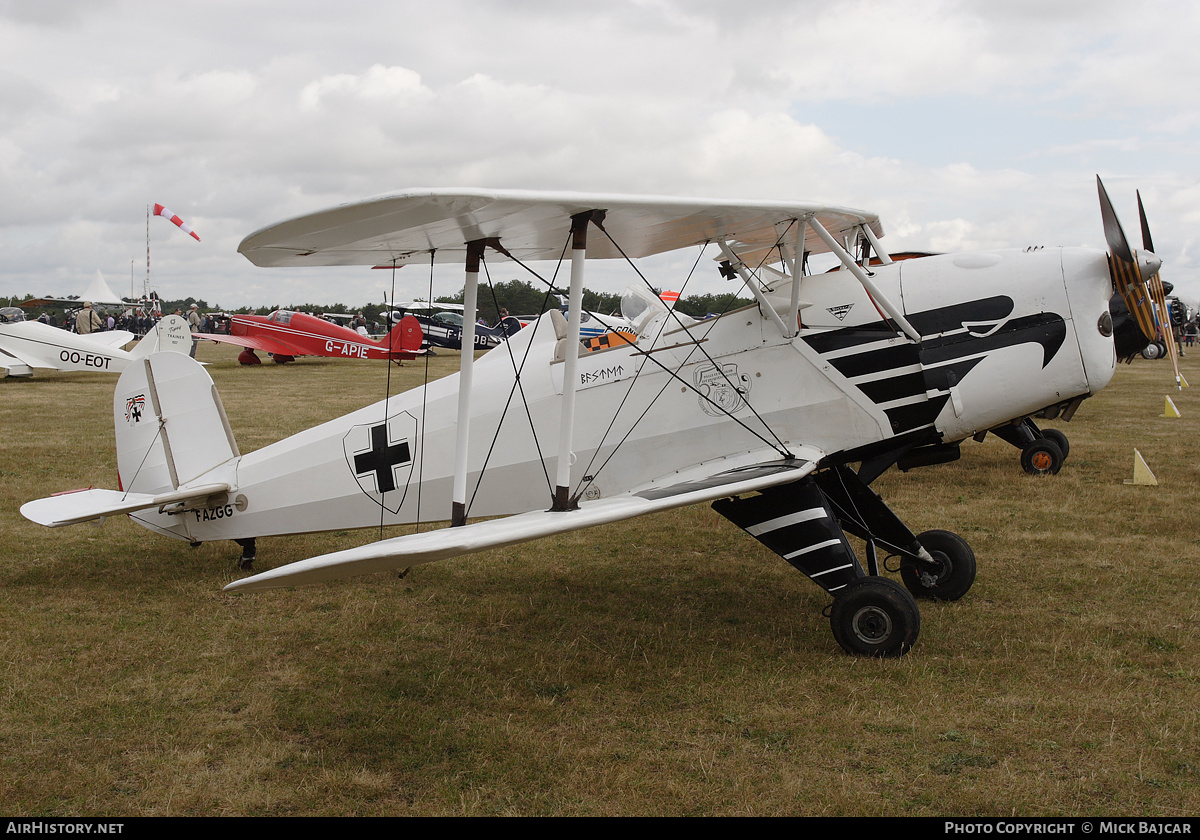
left=1137, top=190, right=1184, bottom=387
left=1098, top=178, right=1168, bottom=365
left=1099, top=177, right=1182, bottom=387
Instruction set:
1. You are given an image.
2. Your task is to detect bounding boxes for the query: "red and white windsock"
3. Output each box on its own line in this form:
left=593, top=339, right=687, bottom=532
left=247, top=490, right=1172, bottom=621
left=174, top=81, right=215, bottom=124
left=153, top=203, right=200, bottom=241
left=660, top=290, right=680, bottom=308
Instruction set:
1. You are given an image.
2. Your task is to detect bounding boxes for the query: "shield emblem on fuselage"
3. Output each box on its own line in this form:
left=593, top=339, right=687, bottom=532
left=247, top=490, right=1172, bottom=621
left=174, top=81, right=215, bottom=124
left=343, top=410, right=418, bottom=514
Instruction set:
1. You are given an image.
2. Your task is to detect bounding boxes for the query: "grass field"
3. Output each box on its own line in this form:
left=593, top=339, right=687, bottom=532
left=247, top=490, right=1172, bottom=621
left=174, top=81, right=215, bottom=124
left=1, top=341, right=1197, bottom=816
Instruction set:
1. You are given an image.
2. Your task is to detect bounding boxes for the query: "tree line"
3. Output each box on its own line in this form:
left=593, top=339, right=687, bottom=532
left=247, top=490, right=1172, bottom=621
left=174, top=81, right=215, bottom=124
left=7, top=281, right=753, bottom=326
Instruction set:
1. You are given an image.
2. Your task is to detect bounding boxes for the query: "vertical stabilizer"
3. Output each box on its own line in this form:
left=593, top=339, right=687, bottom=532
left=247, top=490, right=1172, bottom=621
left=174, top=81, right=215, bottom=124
left=131, top=314, right=192, bottom=358
left=115, top=353, right=239, bottom=494
left=383, top=314, right=423, bottom=355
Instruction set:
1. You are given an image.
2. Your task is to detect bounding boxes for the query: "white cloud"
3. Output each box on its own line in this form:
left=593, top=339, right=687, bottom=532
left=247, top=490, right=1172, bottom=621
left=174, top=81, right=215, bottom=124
left=0, top=0, right=1198, bottom=306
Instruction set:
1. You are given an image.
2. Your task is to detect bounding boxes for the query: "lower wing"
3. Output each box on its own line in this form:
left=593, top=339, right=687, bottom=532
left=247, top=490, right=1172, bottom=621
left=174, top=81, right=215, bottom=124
left=198, top=332, right=306, bottom=356
left=0, top=341, right=41, bottom=369
left=224, top=452, right=819, bottom=593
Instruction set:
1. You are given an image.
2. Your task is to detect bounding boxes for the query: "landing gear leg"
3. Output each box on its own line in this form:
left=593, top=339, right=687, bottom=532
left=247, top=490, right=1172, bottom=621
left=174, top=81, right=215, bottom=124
left=712, top=466, right=972, bottom=657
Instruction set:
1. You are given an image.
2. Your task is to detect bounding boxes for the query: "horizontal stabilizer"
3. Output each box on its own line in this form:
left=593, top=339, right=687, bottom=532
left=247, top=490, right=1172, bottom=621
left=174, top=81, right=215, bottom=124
left=224, top=456, right=815, bottom=593
left=84, top=330, right=136, bottom=349
left=21, top=483, right=231, bottom=527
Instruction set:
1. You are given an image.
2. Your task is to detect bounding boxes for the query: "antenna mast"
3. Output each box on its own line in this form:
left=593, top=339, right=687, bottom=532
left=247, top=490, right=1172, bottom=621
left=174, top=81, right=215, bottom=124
left=145, top=204, right=151, bottom=300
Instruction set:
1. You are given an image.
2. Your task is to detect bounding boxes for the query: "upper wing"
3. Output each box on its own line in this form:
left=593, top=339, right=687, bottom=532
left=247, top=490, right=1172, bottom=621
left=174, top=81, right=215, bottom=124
left=197, top=332, right=307, bottom=356
left=224, top=454, right=817, bottom=593
left=238, top=189, right=881, bottom=269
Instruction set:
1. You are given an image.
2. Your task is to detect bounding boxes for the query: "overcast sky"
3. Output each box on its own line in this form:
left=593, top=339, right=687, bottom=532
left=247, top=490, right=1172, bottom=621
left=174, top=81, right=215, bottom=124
left=2, top=0, right=1198, bottom=310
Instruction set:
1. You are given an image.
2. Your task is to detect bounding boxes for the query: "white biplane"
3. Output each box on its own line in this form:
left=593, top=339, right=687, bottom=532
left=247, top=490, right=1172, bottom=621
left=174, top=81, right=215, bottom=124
left=21, top=182, right=1163, bottom=656
left=0, top=312, right=192, bottom=378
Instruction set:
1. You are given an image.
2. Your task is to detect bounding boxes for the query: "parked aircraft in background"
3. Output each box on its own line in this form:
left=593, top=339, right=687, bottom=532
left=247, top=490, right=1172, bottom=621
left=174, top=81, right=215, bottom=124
left=197, top=309, right=423, bottom=365
left=23, top=181, right=1157, bottom=657
left=385, top=302, right=514, bottom=351
left=0, top=313, right=190, bottom=378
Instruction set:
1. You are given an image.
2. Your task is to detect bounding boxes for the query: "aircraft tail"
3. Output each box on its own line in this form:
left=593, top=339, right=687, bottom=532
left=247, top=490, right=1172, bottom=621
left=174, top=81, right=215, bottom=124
left=382, top=314, right=423, bottom=356
left=130, top=314, right=192, bottom=359
left=115, top=352, right=239, bottom=495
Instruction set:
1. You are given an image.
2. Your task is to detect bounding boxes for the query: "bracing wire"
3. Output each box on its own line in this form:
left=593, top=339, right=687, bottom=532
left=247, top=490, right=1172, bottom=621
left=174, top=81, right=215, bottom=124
left=414, top=251, right=436, bottom=531
left=463, top=234, right=574, bottom=516
left=377, top=260, right=400, bottom=539
left=591, top=220, right=794, bottom=457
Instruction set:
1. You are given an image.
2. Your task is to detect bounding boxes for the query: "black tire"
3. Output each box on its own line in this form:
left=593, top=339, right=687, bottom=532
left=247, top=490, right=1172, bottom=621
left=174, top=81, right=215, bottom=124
left=1141, top=342, right=1164, bottom=360
left=1020, top=438, right=1064, bottom=475
left=829, top=577, right=920, bottom=658
left=1040, top=428, right=1070, bottom=460
left=902, top=529, right=977, bottom=601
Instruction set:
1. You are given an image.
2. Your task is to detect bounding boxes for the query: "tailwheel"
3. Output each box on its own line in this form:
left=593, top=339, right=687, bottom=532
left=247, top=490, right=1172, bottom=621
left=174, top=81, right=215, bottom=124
left=1020, top=438, right=1064, bottom=475
left=829, top=577, right=920, bottom=658
left=235, top=538, right=256, bottom=570
left=901, top=529, right=976, bottom=601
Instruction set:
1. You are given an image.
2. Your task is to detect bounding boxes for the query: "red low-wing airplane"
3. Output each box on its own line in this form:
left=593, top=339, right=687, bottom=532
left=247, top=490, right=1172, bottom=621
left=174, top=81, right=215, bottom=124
left=200, top=310, right=423, bottom=365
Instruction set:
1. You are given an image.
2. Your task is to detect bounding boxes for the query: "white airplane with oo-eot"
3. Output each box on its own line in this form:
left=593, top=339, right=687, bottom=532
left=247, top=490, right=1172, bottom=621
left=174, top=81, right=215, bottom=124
left=0, top=312, right=192, bottom=378
left=21, top=180, right=1166, bottom=657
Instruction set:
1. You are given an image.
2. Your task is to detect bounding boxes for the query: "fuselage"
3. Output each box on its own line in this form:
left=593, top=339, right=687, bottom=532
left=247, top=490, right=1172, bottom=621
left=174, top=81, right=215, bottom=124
left=0, top=320, right=136, bottom=373
left=230, top=310, right=415, bottom=360
left=124, top=246, right=1117, bottom=544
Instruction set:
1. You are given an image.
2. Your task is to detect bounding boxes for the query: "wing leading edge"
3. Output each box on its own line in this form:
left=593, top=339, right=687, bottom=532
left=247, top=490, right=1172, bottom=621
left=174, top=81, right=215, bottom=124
left=224, top=454, right=819, bottom=593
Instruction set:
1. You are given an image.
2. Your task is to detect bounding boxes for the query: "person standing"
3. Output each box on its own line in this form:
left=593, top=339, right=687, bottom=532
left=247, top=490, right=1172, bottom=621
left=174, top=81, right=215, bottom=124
left=75, top=302, right=103, bottom=334
left=187, top=303, right=202, bottom=358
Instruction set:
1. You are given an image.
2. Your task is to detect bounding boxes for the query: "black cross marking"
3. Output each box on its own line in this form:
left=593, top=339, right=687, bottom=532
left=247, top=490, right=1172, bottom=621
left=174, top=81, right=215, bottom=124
left=353, top=423, right=411, bottom=493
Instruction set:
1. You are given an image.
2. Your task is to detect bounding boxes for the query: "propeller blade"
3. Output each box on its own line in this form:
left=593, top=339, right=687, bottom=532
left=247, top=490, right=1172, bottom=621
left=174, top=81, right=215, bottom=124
left=1099, top=176, right=1159, bottom=346
left=1137, top=190, right=1155, bottom=253
left=1098, top=176, right=1134, bottom=264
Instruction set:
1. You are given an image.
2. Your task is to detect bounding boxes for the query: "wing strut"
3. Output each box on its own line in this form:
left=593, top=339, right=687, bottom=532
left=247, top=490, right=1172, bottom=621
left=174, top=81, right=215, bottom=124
left=807, top=217, right=919, bottom=342
left=452, top=239, right=488, bottom=526
left=787, top=218, right=808, bottom=334
left=717, top=238, right=794, bottom=338
left=859, top=223, right=893, bottom=266
left=553, top=211, right=604, bottom=511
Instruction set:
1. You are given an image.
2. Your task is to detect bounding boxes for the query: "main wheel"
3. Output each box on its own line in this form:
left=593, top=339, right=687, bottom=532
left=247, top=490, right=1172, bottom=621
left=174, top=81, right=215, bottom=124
left=829, top=577, right=920, bottom=658
left=902, top=529, right=977, bottom=601
left=1020, top=438, right=1064, bottom=475
left=1141, top=342, right=1164, bottom=360
left=1040, top=428, right=1070, bottom=460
